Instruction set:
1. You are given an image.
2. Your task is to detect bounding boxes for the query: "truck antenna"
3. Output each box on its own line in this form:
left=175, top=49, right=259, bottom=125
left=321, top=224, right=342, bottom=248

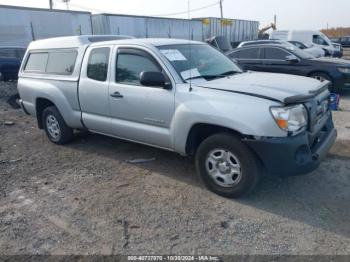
left=188, top=0, right=193, bottom=92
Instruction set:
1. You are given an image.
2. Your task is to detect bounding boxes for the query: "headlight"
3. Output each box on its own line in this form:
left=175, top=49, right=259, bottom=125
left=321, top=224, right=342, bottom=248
left=338, top=67, right=350, bottom=74
left=270, top=104, right=308, bottom=134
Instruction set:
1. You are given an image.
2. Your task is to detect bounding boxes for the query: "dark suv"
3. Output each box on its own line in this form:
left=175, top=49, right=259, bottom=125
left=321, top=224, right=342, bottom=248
left=340, top=36, right=350, bottom=48
left=0, top=47, right=26, bottom=81
left=227, top=44, right=350, bottom=92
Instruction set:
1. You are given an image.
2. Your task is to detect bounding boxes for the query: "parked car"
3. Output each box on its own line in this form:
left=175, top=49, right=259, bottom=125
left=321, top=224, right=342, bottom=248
left=227, top=44, right=350, bottom=92
left=0, top=46, right=26, bottom=81
left=270, top=30, right=337, bottom=57
left=238, top=39, right=325, bottom=58
left=330, top=37, right=341, bottom=44
left=18, top=36, right=336, bottom=198
left=339, top=36, right=350, bottom=48
left=332, top=42, right=343, bottom=58
left=288, top=41, right=325, bottom=58
left=331, top=36, right=350, bottom=49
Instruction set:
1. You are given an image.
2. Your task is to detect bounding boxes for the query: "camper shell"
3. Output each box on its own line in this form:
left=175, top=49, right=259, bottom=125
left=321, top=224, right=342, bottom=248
left=19, top=35, right=132, bottom=81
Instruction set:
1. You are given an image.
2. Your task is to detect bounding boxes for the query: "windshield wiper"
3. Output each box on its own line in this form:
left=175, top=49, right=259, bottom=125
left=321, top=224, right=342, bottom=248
left=184, top=71, right=239, bottom=82
left=219, top=70, right=239, bottom=76
left=185, top=75, right=218, bottom=81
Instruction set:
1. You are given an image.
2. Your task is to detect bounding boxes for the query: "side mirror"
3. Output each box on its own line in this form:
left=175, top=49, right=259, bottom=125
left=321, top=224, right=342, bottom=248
left=140, top=71, right=167, bottom=88
left=286, top=55, right=300, bottom=64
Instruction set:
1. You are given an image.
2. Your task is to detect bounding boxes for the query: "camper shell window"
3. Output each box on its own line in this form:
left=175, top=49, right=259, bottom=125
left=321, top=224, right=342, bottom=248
left=24, top=49, right=78, bottom=75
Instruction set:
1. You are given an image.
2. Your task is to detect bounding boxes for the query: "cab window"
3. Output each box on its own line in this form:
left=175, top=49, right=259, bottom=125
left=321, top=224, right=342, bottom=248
left=87, top=47, right=110, bottom=82
left=313, top=35, right=328, bottom=46
left=116, top=49, right=161, bottom=86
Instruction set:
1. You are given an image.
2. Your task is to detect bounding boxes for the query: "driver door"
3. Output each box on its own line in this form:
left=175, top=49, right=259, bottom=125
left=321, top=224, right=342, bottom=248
left=260, top=47, right=301, bottom=75
left=108, top=47, right=175, bottom=149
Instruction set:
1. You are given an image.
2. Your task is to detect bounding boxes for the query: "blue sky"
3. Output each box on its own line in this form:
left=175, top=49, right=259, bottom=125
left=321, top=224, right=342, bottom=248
left=0, top=0, right=349, bottom=30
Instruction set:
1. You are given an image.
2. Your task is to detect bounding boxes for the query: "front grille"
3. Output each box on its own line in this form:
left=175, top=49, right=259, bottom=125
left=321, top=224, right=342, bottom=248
left=305, top=89, right=331, bottom=144
left=315, top=98, right=330, bottom=124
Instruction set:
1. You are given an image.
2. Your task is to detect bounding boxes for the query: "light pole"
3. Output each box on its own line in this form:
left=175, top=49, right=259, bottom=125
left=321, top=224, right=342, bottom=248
left=49, top=0, right=53, bottom=9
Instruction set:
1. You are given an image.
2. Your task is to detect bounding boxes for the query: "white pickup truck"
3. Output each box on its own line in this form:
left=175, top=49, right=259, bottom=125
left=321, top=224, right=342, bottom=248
left=18, top=36, right=337, bottom=198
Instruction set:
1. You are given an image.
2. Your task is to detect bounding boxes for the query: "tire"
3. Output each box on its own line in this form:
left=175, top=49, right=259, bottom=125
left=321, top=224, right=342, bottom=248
left=309, top=72, right=336, bottom=92
left=42, top=106, right=74, bottom=144
left=195, top=133, right=261, bottom=198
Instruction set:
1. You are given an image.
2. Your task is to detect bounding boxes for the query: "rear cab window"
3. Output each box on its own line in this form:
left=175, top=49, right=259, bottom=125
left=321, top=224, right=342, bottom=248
left=87, top=47, right=110, bottom=82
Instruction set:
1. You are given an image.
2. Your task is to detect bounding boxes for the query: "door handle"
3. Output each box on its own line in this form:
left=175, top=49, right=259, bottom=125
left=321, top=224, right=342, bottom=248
left=110, top=91, right=123, bottom=98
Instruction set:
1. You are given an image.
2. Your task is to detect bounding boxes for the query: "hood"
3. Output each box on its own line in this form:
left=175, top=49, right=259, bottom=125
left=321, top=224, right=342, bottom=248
left=312, top=57, right=350, bottom=66
left=194, top=71, right=328, bottom=104
left=304, top=47, right=324, bottom=58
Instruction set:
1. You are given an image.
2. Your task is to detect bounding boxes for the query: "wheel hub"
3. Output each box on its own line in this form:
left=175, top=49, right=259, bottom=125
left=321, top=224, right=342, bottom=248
left=205, top=149, right=242, bottom=188
left=46, top=115, right=61, bottom=139
left=218, top=161, right=230, bottom=173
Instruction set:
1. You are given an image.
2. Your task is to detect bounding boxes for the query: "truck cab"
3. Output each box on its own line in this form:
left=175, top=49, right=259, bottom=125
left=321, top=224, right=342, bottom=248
left=18, top=36, right=337, bottom=198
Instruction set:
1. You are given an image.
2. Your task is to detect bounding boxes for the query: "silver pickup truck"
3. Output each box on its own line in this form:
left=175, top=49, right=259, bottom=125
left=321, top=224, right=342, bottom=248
left=18, top=35, right=337, bottom=198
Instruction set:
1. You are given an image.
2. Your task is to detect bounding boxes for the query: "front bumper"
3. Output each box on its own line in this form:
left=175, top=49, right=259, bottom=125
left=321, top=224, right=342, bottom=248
left=244, top=117, right=337, bottom=177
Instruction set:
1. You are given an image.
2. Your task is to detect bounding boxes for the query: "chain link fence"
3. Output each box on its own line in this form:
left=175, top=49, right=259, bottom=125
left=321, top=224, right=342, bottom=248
left=0, top=81, right=18, bottom=98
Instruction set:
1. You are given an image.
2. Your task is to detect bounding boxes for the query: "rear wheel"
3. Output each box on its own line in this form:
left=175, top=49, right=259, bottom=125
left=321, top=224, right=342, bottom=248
left=42, top=106, right=73, bottom=144
left=195, top=133, right=261, bottom=198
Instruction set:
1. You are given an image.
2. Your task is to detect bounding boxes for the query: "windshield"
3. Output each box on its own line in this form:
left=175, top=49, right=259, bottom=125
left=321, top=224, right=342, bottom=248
left=158, top=44, right=242, bottom=82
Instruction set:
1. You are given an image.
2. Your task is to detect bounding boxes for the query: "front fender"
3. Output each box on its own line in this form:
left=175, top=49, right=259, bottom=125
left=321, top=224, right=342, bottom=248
left=171, top=89, right=286, bottom=155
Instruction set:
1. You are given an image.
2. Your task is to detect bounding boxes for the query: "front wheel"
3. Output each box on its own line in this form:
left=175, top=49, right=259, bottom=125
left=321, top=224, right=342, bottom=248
left=195, top=133, right=261, bottom=198
left=42, top=106, right=73, bottom=144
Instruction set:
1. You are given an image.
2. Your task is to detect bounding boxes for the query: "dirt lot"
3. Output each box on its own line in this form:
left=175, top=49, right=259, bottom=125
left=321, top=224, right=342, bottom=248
left=0, top=82, right=349, bottom=255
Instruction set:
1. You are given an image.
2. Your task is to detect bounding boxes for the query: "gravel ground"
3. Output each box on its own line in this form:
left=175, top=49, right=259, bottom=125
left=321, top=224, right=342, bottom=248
left=0, top=82, right=349, bottom=256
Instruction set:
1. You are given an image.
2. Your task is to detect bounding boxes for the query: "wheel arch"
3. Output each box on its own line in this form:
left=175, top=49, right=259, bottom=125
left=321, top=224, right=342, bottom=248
left=308, top=70, right=333, bottom=81
left=35, top=97, right=56, bottom=129
left=185, top=123, right=245, bottom=156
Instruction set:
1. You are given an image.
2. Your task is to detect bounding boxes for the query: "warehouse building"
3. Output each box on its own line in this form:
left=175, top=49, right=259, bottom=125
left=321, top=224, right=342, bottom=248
left=92, top=14, right=259, bottom=43
left=0, top=4, right=259, bottom=47
left=92, top=14, right=204, bottom=41
left=0, top=5, right=92, bottom=47
left=194, top=17, right=260, bottom=43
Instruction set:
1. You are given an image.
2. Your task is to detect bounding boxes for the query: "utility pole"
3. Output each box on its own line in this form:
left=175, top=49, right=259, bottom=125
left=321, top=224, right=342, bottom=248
left=49, top=0, right=53, bottom=10
left=219, top=0, right=223, bottom=19
left=63, top=0, right=70, bottom=10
